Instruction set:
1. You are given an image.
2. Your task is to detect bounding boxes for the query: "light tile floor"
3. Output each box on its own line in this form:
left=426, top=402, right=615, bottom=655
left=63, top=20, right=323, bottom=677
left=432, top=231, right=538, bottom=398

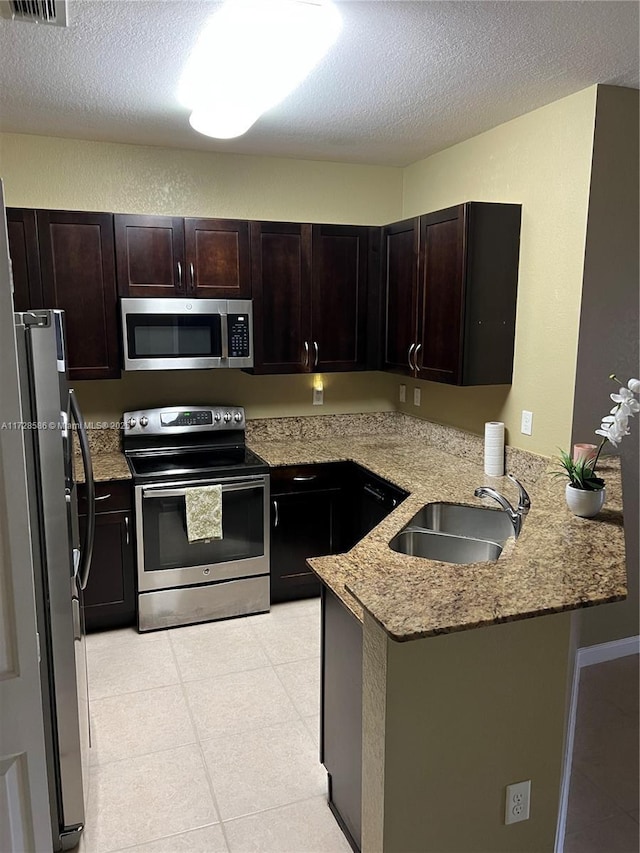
left=79, top=602, right=638, bottom=853
left=79, top=599, right=351, bottom=853
left=564, top=654, right=639, bottom=853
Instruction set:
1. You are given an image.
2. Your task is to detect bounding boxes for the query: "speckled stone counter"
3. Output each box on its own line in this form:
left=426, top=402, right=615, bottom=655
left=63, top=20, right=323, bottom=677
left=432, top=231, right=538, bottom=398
left=74, top=428, right=131, bottom=483
left=248, top=417, right=626, bottom=642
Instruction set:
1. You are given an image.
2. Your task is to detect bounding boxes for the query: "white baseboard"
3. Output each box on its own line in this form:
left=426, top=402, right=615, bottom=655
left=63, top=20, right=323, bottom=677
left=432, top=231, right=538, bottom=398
left=576, top=635, right=640, bottom=668
left=555, top=633, right=639, bottom=853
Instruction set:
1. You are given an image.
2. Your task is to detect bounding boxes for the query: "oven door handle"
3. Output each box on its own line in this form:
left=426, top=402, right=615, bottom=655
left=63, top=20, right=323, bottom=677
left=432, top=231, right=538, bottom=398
left=142, top=482, right=263, bottom=499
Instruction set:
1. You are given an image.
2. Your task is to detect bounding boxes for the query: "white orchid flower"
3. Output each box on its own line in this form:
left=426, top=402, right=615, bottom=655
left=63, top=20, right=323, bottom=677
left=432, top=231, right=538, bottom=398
left=628, top=378, right=640, bottom=394
left=610, top=387, right=640, bottom=414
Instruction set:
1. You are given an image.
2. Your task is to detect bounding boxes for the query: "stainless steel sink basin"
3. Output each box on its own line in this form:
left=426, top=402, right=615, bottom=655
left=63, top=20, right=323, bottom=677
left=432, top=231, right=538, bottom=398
left=389, top=528, right=503, bottom=563
left=405, top=502, right=515, bottom=544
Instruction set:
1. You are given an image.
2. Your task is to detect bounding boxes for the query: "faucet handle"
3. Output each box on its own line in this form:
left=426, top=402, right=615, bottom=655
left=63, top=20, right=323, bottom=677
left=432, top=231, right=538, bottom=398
left=507, top=473, right=531, bottom=514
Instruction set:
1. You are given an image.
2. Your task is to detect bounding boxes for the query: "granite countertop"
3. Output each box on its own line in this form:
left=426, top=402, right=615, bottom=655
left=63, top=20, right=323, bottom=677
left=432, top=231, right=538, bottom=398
left=80, top=416, right=626, bottom=642
left=75, top=451, right=131, bottom=483
left=248, top=434, right=626, bottom=642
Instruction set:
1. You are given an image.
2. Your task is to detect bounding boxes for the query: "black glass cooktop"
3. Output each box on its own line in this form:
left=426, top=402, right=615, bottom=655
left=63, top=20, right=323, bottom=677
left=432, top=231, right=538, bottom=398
left=126, top=447, right=268, bottom=481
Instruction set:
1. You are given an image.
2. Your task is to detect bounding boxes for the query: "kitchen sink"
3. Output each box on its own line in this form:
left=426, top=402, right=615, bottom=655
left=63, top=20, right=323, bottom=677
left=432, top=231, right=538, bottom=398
left=389, top=528, right=504, bottom=563
left=388, top=500, right=518, bottom=564
left=403, top=502, right=515, bottom=544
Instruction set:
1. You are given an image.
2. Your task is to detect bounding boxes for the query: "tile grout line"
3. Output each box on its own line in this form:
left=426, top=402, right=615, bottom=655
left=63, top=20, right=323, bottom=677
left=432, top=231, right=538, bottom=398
left=167, top=626, right=234, bottom=853
left=220, top=792, right=332, bottom=831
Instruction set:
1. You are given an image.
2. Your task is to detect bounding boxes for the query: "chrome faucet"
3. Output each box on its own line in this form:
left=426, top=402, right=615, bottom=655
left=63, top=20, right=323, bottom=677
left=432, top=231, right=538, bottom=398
left=474, top=474, right=530, bottom=538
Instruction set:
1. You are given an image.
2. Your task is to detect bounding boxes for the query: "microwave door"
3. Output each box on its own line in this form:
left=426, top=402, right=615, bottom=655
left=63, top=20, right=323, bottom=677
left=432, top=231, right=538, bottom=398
left=123, top=310, right=223, bottom=370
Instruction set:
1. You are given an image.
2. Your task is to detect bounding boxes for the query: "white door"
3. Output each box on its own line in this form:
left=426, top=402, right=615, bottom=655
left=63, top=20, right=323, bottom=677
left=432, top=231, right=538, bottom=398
left=0, top=183, right=53, bottom=853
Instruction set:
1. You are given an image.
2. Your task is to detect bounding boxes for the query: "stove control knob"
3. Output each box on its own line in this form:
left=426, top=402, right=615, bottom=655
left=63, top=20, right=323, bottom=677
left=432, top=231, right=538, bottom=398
left=214, top=412, right=222, bottom=423
left=223, top=412, right=232, bottom=423
left=140, top=416, right=149, bottom=427
left=234, top=412, right=243, bottom=423
left=127, top=417, right=137, bottom=429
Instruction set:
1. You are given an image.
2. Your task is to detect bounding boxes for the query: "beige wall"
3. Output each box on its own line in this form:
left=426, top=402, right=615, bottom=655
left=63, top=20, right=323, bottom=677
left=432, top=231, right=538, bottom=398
left=362, top=611, right=574, bottom=852
left=571, top=86, right=640, bottom=647
left=0, top=132, right=403, bottom=225
left=398, top=87, right=598, bottom=457
left=72, top=370, right=398, bottom=424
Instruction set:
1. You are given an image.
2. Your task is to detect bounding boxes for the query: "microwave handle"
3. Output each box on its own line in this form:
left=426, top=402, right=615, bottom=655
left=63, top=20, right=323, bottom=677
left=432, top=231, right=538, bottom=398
left=221, top=313, right=229, bottom=360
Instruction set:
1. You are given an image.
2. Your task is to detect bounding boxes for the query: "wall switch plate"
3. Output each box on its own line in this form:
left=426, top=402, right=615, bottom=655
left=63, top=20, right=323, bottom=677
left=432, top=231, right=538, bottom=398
left=413, top=387, right=421, bottom=407
left=312, top=387, right=324, bottom=406
left=399, top=384, right=407, bottom=403
left=505, top=780, right=531, bottom=824
left=521, top=410, right=533, bottom=435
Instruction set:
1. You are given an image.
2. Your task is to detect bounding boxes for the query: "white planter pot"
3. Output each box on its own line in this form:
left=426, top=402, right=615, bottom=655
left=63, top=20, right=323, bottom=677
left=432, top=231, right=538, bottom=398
left=565, top=483, right=606, bottom=518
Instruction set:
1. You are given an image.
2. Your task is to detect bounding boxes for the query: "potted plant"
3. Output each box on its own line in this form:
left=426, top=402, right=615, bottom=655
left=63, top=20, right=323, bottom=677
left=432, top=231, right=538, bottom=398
left=555, top=375, right=639, bottom=517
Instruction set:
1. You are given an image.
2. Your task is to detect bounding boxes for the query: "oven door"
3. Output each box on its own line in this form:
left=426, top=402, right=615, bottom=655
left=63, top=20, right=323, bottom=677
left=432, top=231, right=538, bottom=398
left=136, top=475, right=269, bottom=592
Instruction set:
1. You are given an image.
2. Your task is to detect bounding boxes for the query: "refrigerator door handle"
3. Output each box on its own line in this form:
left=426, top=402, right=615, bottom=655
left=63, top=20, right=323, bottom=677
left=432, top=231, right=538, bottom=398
left=70, top=389, right=95, bottom=590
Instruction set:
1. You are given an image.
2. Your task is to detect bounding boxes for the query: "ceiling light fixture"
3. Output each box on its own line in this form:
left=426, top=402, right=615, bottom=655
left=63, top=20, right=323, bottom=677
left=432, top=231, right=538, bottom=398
left=178, top=0, right=342, bottom=140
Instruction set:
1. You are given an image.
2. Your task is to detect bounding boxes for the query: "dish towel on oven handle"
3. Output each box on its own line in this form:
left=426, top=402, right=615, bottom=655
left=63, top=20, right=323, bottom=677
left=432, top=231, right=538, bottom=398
left=185, top=484, right=223, bottom=543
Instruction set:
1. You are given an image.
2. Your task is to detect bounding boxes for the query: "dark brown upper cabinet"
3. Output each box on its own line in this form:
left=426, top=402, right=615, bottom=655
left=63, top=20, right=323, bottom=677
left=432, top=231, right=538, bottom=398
left=311, top=225, right=369, bottom=372
left=250, top=221, right=369, bottom=374
left=250, top=221, right=312, bottom=374
left=6, top=208, right=43, bottom=312
left=36, top=210, right=120, bottom=381
left=383, top=202, right=521, bottom=385
left=115, top=214, right=251, bottom=299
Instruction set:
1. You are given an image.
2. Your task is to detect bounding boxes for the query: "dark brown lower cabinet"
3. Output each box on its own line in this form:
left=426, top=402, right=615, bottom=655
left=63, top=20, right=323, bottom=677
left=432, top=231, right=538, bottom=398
left=321, top=585, right=363, bottom=852
left=78, top=480, right=136, bottom=632
left=270, top=463, right=407, bottom=604
left=270, top=480, right=341, bottom=602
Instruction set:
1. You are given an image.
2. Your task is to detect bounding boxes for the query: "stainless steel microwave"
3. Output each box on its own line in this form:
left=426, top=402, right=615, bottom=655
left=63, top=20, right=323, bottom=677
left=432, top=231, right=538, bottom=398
left=121, top=298, right=253, bottom=370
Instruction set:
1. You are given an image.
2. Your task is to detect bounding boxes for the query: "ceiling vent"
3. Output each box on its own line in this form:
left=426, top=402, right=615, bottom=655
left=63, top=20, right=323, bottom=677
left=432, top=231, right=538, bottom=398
left=0, top=0, right=68, bottom=26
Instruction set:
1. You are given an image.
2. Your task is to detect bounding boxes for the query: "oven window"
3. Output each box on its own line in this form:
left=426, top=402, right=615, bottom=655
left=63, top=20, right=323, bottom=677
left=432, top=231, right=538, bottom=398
left=127, top=314, right=222, bottom=359
left=142, top=485, right=264, bottom=572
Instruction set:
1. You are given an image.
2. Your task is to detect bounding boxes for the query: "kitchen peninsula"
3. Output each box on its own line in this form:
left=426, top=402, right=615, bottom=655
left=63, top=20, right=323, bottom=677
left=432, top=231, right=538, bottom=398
left=248, top=412, right=626, bottom=853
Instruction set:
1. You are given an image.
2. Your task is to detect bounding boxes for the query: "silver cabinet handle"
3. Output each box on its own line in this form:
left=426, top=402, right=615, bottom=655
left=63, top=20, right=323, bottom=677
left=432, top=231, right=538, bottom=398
left=189, top=262, right=195, bottom=292
left=407, top=342, right=415, bottom=372
left=177, top=261, right=183, bottom=290
left=293, top=475, right=316, bottom=482
left=273, top=499, right=279, bottom=528
left=95, top=493, right=111, bottom=502
left=125, top=515, right=130, bottom=545
left=303, top=340, right=309, bottom=368
left=313, top=341, right=319, bottom=368
left=414, top=342, right=422, bottom=372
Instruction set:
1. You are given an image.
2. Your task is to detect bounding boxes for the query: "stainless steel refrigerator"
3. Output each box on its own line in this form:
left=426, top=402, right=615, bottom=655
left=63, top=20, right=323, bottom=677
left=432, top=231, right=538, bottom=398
left=14, top=307, right=96, bottom=851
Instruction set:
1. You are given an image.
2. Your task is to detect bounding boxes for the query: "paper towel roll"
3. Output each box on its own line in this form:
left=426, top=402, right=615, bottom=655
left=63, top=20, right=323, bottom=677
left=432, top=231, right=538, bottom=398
left=484, top=422, right=505, bottom=476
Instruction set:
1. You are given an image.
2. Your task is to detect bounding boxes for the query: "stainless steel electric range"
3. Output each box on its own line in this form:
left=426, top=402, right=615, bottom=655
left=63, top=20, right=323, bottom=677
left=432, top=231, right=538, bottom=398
left=123, top=405, right=270, bottom=631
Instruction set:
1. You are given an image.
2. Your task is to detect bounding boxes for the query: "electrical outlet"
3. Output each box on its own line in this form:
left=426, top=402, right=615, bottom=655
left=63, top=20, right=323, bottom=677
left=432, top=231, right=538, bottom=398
left=399, top=384, right=407, bottom=403
left=413, top=387, right=421, bottom=407
left=521, top=410, right=533, bottom=436
left=312, top=387, right=324, bottom=405
left=505, top=780, right=531, bottom=824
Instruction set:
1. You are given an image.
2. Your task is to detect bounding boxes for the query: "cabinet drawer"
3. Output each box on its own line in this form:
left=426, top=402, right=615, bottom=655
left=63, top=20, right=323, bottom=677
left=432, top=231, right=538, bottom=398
left=78, top=479, right=132, bottom=513
left=270, top=463, right=347, bottom=495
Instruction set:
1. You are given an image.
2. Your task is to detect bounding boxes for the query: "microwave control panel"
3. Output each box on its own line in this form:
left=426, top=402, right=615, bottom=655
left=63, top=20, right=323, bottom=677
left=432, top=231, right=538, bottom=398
left=228, top=314, right=250, bottom=358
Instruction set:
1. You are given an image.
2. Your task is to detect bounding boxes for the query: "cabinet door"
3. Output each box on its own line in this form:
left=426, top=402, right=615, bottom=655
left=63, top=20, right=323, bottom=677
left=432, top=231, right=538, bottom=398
left=250, top=222, right=312, bottom=374
left=382, top=218, right=419, bottom=375
left=417, top=206, right=465, bottom=383
left=37, top=210, right=120, bottom=380
left=6, top=208, right=43, bottom=312
left=311, top=225, right=368, bottom=372
left=270, top=489, right=337, bottom=602
left=80, top=510, right=135, bottom=632
left=114, top=214, right=186, bottom=297
left=184, top=218, right=251, bottom=298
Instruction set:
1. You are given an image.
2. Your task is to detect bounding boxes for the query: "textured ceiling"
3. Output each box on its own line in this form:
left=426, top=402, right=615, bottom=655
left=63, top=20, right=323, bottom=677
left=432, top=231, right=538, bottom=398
left=0, top=0, right=638, bottom=167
